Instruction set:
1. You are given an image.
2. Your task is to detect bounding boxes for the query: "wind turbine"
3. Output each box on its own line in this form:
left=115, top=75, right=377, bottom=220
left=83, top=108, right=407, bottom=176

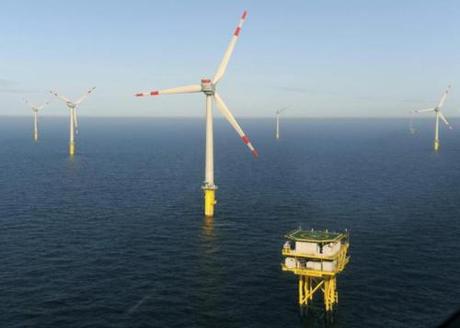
left=49, top=87, right=96, bottom=156
left=408, top=110, right=416, bottom=135
left=23, top=98, right=49, bottom=142
left=135, top=10, right=257, bottom=217
left=275, top=107, right=288, bottom=140
left=413, top=85, right=453, bottom=151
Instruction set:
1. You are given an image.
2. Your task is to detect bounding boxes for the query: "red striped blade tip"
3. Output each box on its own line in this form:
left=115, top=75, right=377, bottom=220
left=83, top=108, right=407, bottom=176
left=150, top=91, right=159, bottom=96
left=242, top=10, right=247, bottom=20
left=135, top=93, right=144, bottom=97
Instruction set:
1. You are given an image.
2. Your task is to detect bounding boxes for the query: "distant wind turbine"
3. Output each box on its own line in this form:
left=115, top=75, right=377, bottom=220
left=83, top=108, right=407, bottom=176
left=23, top=98, right=49, bottom=142
left=50, top=87, right=96, bottom=156
left=135, top=10, right=257, bottom=217
left=413, top=85, right=452, bottom=151
left=275, top=107, right=289, bottom=140
left=408, top=110, right=416, bottom=135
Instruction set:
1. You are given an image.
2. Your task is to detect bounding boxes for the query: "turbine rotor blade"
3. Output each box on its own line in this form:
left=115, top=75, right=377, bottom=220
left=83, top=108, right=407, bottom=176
left=50, top=90, right=72, bottom=104
left=37, top=100, right=50, bottom=110
left=75, top=86, right=96, bottom=105
left=23, top=98, right=36, bottom=110
left=135, top=84, right=201, bottom=97
left=213, top=92, right=258, bottom=157
left=438, top=85, right=451, bottom=108
left=277, top=106, right=289, bottom=114
left=439, top=111, right=453, bottom=129
left=414, top=108, right=435, bottom=113
left=212, top=10, right=248, bottom=84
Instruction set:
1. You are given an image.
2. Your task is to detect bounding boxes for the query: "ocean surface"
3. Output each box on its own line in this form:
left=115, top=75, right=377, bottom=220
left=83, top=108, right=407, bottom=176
left=1, top=117, right=459, bottom=328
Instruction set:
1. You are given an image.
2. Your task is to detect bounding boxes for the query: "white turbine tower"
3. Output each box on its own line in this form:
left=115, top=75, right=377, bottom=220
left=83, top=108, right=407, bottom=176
left=50, top=87, right=96, bottom=156
left=275, top=107, right=288, bottom=140
left=413, top=85, right=453, bottom=151
left=135, top=10, right=257, bottom=217
left=23, top=98, right=49, bottom=142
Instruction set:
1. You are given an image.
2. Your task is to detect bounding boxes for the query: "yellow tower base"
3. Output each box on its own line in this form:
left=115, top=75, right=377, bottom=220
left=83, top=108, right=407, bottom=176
left=434, top=139, right=440, bottom=151
left=69, top=142, right=76, bottom=156
left=298, top=276, right=338, bottom=312
left=203, top=188, right=216, bottom=217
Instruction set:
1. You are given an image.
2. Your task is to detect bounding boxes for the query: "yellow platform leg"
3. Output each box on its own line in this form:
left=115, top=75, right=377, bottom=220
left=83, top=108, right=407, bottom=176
left=69, top=142, right=76, bottom=156
left=309, top=277, right=314, bottom=303
left=434, top=139, right=440, bottom=151
left=323, top=277, right=337, bottom=312
left=298, top=276, right=304, bottom=306
left=204, top=188, right=216, bottom=217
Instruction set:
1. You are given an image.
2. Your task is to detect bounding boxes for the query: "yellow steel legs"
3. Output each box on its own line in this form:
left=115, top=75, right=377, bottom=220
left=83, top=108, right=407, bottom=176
left=69, top=142, right=76, bottom=156
left=204, top=188, right=216, bottom=217
left=298, top=276, right=338, bottom=313
left=298, top=276, right=314, bottom=307
left=323, top=277, right=338, bottom=312
left=298, top=276, right=304, bottom=306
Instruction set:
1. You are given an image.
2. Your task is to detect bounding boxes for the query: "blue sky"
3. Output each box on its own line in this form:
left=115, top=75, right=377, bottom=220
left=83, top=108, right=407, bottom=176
left=1, top=0, right=459, bottom=117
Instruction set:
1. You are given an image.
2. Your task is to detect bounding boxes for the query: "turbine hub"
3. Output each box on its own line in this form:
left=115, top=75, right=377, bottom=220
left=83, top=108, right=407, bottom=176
left=201, top=78, right=215, bottom=95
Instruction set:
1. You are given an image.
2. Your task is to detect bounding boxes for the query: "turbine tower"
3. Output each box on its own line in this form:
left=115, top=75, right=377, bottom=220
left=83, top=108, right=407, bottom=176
left=50, top=87, right=96, bottom=156
left=23, top=98, right=49, bottom=142
left=135, top=10, right=257, bottom=217
left=413, top=85, right=453, bottom=151
left=275, top=107, right=288, bottom=140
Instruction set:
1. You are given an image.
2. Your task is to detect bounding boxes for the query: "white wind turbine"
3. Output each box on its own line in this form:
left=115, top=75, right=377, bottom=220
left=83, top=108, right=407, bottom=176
left=413, top=85, right=453, bottom=151
left=49, top=87, right=96, bottom=156
left=275, top=107, right=289, bottom=140
left=23, top=98, right=49, bottom=142
left=135, top=10, right=257, bottom=217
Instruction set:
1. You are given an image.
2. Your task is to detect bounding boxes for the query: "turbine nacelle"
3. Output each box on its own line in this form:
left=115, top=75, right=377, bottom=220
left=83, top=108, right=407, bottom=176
left=201, top=79, right=215, bottom=95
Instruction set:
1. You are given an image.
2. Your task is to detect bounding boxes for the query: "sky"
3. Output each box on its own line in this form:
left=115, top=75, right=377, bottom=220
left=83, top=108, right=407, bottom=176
left=1, top=0, right=459, bottom=118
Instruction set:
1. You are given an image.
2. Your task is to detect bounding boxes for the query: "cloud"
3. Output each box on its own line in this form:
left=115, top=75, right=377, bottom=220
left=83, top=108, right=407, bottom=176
left=276, top=86, right=315, bottom=94
left=0, top=88, right=39, bottom=94
left=0, top=78, right=15, bottom=87
left=275, top=83, right=438, bottom=105
left=0, top=78, right=39, bottom=94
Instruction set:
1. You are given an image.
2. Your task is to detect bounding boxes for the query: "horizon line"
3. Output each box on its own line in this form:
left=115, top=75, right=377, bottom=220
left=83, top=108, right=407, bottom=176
left=1, top=115, right=459, bottom=119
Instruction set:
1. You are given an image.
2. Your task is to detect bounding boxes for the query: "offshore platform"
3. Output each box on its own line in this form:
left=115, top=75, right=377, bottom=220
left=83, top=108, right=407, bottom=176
left=281, top=228, right=350, bottom=315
